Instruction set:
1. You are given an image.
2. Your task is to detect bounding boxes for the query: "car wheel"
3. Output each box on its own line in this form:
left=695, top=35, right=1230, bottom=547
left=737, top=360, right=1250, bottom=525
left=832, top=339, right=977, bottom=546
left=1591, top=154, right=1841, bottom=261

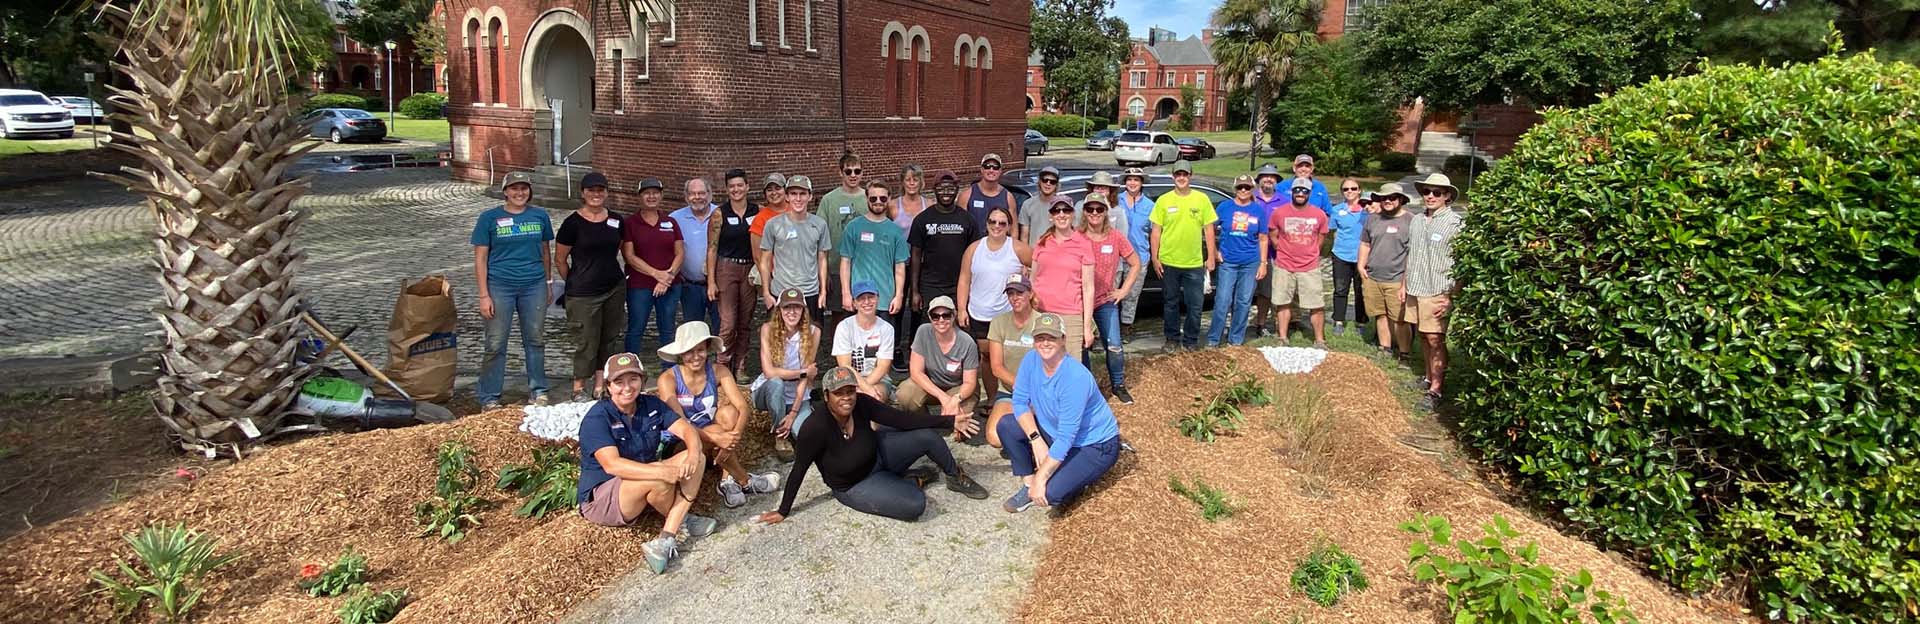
left=1040, top=145, right=1048, bottom=155
left=59, top=131, right=74, bottom=139
left=329, top=129, right=343, bottom=143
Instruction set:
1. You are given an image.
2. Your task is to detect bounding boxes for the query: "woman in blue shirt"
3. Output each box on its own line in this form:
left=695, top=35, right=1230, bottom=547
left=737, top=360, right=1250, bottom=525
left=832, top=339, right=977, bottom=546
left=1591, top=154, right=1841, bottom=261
left=576, top=353, right=716, bottom=574
left=996, top=313, right=1123, bottom=512
left=471, top=172, right=554, bottom=410
left=1207, top=175, right=1270, bottom=347
left=1328, top=178, right=1371, bottom=337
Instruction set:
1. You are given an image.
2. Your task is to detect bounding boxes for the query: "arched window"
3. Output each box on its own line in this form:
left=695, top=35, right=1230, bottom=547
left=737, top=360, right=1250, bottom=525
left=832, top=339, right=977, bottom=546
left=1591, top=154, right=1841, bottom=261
left=973, top=37, right=992, bottom=119
left=909, top=28, right=928, bottom=118
left=1127, top=97, right=1146, bottom=120
left=883, top=27, right=905, bottom=117
left=464, top=18, right=482, bottom=105
left=487, top=17, right=505, bottom=104
left=954, top=35, right=974, bottom=119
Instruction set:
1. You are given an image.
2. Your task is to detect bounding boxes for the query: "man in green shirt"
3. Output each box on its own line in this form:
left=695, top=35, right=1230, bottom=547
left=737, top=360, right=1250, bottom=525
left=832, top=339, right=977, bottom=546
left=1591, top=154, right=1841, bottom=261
left=840, top=180, right=910, bottom=328
left=1148, top=160, right=1218, bottom=349
left=819, top=152, right=868, bottom=335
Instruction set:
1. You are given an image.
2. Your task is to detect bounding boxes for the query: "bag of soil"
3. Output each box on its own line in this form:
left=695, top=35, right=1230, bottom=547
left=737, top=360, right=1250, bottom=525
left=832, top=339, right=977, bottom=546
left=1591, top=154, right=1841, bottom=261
left=384, top=276, right=458, bottom=402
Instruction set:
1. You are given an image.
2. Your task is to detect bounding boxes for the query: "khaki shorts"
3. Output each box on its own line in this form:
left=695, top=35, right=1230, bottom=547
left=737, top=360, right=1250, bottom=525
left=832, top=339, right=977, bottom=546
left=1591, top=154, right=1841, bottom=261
left=579, top=477, right=639, bottom=527
left=1269, top=269, right=1324, bottom=309
left=1362, top=278, right=1405, bottom=322
left=895, top=380, right=979, bottom=416
left=1404, top=295, right=1450, bottom=334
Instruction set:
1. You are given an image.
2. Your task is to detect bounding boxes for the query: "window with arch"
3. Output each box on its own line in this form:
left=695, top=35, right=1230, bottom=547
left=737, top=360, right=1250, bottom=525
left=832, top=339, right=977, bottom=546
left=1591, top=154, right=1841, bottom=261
left=882, top=24, right=905, bottom=116
left=956, top=39, right=973, bottom=118
left=487, top=17, right=505, bottom=104
left=1127, top=97, right=1145, bottom=119
left=464, top=18, right=482, bottom=105
left=909, top=30, right=927, bottom=117
left=972, top=37, right=991, bottom=119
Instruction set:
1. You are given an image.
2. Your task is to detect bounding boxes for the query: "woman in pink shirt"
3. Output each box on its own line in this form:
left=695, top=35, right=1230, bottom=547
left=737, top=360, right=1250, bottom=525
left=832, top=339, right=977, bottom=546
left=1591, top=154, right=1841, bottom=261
left=1076, top=191, right=1138, bottom=404
left=1030, top=198, right=1095, bottom=358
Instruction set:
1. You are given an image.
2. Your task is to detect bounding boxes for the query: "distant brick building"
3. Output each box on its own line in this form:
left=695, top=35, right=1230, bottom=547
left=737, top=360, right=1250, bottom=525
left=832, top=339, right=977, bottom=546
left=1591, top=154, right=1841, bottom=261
left=440, top=0, right=1030, bottom=204
left=1025, top=51, right=1051, bottom=116
left=1117, top=28, right=1226, bottom=132
left=312, top=0, right=439, bottom=105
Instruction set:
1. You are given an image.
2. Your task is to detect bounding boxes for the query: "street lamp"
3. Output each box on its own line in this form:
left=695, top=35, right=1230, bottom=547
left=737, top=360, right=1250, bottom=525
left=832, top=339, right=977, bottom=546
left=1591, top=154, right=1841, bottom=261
left=1250, top=60, right=1268, bottom=171
left=383, top=40, right=397, bottom=127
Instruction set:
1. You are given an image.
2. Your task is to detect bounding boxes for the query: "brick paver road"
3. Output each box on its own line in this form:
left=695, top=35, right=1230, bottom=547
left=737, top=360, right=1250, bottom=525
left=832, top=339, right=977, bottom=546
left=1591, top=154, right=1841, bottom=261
left=0, top=168, right=586, bottom=392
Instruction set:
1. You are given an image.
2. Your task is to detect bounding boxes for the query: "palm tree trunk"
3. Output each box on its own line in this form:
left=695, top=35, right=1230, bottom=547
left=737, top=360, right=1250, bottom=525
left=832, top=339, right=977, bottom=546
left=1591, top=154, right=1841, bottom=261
left=92, top=2, right=319, bottom=457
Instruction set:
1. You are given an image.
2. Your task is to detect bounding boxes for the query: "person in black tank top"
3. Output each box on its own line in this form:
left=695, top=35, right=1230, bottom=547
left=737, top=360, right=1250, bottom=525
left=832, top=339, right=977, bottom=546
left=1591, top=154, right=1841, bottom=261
left=710, top=169, right=762, bottom=371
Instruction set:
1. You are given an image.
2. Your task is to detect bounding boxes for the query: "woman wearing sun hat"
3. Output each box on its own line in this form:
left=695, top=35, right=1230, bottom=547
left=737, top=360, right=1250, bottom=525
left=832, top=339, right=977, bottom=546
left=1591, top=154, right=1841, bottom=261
left=997, top=313, right=1123, bottom=513
left=658, top=321, right=780, bottom=508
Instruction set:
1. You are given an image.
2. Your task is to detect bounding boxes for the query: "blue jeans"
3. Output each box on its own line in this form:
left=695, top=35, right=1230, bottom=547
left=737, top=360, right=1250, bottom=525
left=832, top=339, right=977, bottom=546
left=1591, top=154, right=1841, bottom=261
left=478, top=280, right=549, bottom=404
left=1082, top=302, right=1126, bottom=388
left=1207, top=261, right=1260, bottom=346
left=997, top=417, right=1121, bottom=507
left=677, top=281, right=716, bottom=330
left=625, top=284, right=680, bottom=366
left=1161, top=266, right=1206, bottom=348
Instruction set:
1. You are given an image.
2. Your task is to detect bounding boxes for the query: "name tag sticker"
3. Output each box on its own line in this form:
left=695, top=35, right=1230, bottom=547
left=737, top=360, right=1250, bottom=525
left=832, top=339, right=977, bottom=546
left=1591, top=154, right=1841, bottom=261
left=944, top=359, right=961, bottom=372
left=1100, top=245, right=1114, bottom=254
left=495, top=217, right=514, bottom=227
left=607, top=218, right=621, bottom=228
left=1386, top=226, right=1398, bottom=234
left=1019, top=334, right=1034, bottom=346
left=971, top=200, right=985, bottom=208
left=839, top=206, right=852, bottom=214
left=727, top=217, right=741, bottom=225
left=785, top=230, right=798, bottom=239
left=662, top=222, right=675, bottom=230
left=1431, top=232, right=1444, bottom=242
left=860, top=232, right=875, bottom=243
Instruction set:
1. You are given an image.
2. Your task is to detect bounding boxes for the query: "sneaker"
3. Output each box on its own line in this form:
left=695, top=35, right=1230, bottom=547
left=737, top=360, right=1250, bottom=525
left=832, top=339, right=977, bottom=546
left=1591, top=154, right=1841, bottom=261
left=481, top=400, right=504, bottom=411
left=1419, top=391, right=1443, bottom=411
left=642, top=535, right=679, bottom=574
left=1332, top=322, right=1347, bottom=336
left=1112, top=386, right=1135, bottom=405
left=681, top=514, right=718, bottom=538
left=1406, top=375, right=1431, bottom=391
left=947, top=471, right=989, bottom=500
left=1313, top=341, right=1328, bottom=350
left=1003, top=487, right=1034, bottom=513
left=999, top=447, right=1011, bottom=460
left=773, top=436, right=795, bottom=463
left=571, top=390, right=595, bottom=403
left=529, top=392, right=550, bottom=407
left=745, top=471, right=781, bottom=494
left=904, top=465, right=940, bottom=489
left=718, top=476, right=747, bottom=508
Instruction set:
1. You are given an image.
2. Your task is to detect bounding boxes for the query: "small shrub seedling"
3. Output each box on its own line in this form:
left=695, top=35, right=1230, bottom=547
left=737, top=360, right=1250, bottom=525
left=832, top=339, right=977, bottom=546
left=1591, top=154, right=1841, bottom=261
left=1178, top=364, right=1272, bottom=442
left=497, top=445, right=581, bottom=519
left=88, top=523, right=243, bottom=623
left=1290, top=540, right=1368, bottom=606
left=417, top=440, right=486, bottom=542
left=298, top=547, right=369, bottom=597
left=1401, top=514, right=1638, bottom=624
left=1168, top=475, right=1237, bottom=522
left=336, top=586, right=407, bottom=624
left=432, top=440, right=482, bottom=498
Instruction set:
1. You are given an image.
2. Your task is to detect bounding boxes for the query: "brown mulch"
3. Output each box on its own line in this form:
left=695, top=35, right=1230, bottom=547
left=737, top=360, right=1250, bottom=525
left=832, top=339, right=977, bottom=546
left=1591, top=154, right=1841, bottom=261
left=0, top=406, right=766, bottom=624
left=0, top=393, right=217, bottom=541
left=1015, top=348, right=1746, bottom=624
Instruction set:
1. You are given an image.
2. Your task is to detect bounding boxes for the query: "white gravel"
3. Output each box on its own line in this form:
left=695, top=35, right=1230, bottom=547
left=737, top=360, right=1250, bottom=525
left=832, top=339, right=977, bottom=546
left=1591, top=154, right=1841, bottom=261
left=1258, top=345, right=1330, bottom=374
left=519, top=401, right=596, bottom=442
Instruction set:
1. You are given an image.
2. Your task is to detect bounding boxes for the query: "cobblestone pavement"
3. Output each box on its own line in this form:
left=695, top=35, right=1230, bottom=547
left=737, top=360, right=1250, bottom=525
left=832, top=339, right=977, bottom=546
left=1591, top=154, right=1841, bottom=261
left=0, top=168, right=585, bottom=393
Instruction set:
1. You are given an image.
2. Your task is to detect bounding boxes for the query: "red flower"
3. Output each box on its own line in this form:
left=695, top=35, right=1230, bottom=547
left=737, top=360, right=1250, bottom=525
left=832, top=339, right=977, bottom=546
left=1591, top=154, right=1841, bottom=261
left=299, top=563, right=323, bottom=579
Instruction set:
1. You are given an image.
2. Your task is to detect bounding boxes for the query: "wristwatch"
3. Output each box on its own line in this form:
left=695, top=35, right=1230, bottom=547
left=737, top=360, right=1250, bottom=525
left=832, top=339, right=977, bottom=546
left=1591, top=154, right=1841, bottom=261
left=1027, top=430, right=1043, bottom=442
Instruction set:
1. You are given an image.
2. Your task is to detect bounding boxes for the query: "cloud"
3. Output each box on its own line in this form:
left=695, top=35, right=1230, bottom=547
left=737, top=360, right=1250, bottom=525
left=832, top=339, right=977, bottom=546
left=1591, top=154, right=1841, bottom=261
left=1110, top=0, right=1217, bottom=39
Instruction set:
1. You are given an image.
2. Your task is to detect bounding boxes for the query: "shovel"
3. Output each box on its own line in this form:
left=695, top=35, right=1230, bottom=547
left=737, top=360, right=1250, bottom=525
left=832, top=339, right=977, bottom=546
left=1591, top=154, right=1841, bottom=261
left=300, top=309, right=455, bottom=424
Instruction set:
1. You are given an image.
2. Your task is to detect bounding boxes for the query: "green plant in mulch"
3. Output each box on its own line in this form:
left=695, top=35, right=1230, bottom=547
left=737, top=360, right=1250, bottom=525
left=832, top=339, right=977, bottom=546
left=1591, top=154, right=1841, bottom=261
left=1168, top=475, right=1237, bottom=522
left=416, top=440, right=485, bottom=542
left=1177, top=363, right=1272, bottom=442
left=336, top=586, right=407, bottom=624
left=496, top=445, right=580, bottom=519
left=1291, top=540, right=1368, bottom=606
left=297, top=547, right=369, bottom=597
left=1402, top=514, right=1638, bottom=624
left=88, top=523, right=243, bottom=623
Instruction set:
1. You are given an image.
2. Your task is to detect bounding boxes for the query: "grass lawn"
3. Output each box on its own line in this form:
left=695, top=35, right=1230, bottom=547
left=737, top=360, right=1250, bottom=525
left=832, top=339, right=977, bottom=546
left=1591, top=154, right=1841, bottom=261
left=384, top=114, right=451, bottom=144
left=0, top=128, right=108, bottom=157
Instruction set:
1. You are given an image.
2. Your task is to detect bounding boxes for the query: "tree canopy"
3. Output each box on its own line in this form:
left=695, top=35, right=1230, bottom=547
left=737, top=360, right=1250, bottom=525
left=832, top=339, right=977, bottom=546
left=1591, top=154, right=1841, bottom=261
left=344, top=0, right=436, bottom=50
left=1030, top=0, right=1131, bottom=117
left=1209, top=0, right=1322, bottom=93
left=1695, top=0, right=1920, bottom=66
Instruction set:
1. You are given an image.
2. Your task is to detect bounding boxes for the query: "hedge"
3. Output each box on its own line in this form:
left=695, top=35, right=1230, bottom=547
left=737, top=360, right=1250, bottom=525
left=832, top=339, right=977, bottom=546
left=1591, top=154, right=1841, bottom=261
left=1451, top=53, right=1920, bottom=622
left=300, top=93, right=369, bottom=114
left=400, top=93, right=448, bottom=119
left=1377, top=152, right=1417, bottom=173
left=1028, top=114, right=1097, bottom=137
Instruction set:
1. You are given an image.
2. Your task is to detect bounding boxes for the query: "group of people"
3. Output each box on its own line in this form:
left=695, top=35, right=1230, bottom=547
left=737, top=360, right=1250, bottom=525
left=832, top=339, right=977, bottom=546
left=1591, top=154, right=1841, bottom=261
left=472, top=148, right=1459, bottom=574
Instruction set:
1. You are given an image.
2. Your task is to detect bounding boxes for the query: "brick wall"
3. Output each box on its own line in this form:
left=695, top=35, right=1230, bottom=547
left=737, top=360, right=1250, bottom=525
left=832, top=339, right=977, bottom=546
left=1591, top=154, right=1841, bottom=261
left=1117, top=42, right=1227, bottom=131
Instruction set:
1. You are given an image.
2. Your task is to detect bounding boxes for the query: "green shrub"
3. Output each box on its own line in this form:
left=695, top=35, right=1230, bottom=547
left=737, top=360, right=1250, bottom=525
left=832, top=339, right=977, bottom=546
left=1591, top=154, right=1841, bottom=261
left=1167, top=475, right=1236, bottom=521
left=298, top=547, right=368, bottom=597
left=398, top=93, right=447, bottom=119
left=89, top=523, right=243, bottom=623
left=1291, top=540, right=1368, bottom=606
left=496, top=445, right=580, bottom=519
left=301, top=93, right=369, bottom=114
left=1377, top=151, right=1417, bottom=173
left=1441, top=154, right=1489, bottom=191
left=1028, top=114, right=1096, bottom=137
left=1267, top=40, right=1401, bottom=175
left=1083, top=116, right=1112, bottom=130
left=1402, top=514, right=1638, bottom=624
left=1451, top=53, right=1920, bottom=622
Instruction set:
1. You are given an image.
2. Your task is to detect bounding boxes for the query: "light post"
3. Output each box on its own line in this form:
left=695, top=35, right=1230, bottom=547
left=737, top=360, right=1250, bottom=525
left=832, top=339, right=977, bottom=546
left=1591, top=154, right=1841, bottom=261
left=1250, top=60, right=1268, bottom=172
left=383, top=40, right=397, bottom=127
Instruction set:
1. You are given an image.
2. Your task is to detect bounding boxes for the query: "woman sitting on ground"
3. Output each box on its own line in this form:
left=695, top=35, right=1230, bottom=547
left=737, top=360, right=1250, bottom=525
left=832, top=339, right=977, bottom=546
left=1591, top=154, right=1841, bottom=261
left=577, top=353, right=716, bottom=575
left=756, top=367, right=990, bottom=524
left=997, top=314, right=1123, bottom=513
left=752, top=289, right=821, bottom=458
left=657, top=321, right=781, bottom=508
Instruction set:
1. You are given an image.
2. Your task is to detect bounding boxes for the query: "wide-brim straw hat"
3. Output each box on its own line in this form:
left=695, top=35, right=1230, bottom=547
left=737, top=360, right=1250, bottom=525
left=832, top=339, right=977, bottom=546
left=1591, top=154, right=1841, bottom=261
left=659, top=321, right=724, bottom=362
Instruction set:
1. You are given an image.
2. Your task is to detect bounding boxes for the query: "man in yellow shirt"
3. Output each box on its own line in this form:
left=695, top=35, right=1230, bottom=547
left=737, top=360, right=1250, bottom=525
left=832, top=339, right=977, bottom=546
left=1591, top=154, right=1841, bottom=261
left=1147, top=160, right=1218, bottom=349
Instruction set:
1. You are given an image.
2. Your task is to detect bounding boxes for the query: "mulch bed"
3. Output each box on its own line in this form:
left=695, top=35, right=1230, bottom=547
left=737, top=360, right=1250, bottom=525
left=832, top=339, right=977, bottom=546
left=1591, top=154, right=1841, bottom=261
left=1015, top=348, right=1748, bottom=623
left=0, top=406, right=770, bottom=624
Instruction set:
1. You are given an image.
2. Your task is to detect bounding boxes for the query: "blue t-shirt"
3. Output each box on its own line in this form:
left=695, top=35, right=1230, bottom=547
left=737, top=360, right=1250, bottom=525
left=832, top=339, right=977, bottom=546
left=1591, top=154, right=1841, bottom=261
left=839, top=216, right=911, bottom=305
left=1118, top=191, right=1156, bottom=263
left=470, top=206, right=554, bottom=288
left=1213, top=199, right=1269, bottom=265
left=1329, top=201, right=1369, bottom=263
left=575, top=396, right=680, bottom=503
left=1009, top=351, right=1121, bottom=462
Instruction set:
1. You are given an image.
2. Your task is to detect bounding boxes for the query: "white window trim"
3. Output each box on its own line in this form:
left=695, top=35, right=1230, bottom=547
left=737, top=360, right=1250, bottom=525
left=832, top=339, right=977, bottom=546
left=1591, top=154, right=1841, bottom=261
left=1196, top=71, right=1206, bottom=89
left=748, top=0, right=760, bottom=46
left=804, top=0, right=814, bottom=52
left=777, top=0, right=789, bottom=48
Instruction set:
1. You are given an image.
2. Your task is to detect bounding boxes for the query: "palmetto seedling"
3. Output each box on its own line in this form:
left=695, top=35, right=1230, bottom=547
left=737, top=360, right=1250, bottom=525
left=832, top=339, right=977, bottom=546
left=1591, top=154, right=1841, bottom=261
left=88, top=523, right=243, bottom=623
left=496, top=445, right=581, bottom=519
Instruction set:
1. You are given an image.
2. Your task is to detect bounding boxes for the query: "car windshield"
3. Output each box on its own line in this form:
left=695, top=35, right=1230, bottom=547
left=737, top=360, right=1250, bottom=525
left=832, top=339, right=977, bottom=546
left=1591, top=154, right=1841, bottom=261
left=1095, top=130, right=1119, bottom=138
left=1119, top=132, right=1151, bottom=143
left=337, top=109, right=375, bottom=119
left=0, top=94, right=52, bottom=106
left=1177, top=138, right=1200, bottom=145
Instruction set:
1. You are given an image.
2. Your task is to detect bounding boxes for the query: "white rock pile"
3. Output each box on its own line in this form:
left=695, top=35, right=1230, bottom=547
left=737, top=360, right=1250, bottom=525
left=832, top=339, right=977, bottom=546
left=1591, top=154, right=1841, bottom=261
left=518, top=401, right=596, bottom=441
left=1258, top=346, right=1329, bottom=375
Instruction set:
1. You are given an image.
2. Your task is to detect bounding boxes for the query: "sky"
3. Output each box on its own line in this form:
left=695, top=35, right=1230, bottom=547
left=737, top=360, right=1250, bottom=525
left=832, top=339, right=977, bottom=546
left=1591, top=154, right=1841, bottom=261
left=1110, top=0, right=1218, bottom=40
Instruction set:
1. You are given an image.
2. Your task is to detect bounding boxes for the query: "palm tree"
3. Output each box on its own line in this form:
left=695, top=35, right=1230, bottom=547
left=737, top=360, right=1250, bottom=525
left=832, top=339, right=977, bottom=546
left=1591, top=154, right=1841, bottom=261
left=93, top=0, right=322, bottom=457
left=1210, top=0, right=1322, bottom=149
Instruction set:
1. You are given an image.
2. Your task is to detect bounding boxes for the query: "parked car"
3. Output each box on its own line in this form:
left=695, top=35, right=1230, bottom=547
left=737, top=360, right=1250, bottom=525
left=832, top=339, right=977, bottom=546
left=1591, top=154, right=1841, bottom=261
left=0, top=89, right=75, bottom=139
left=1176, top=137, right=1216, bottom=160
left=1113, top=130, right=1179, bottom=166
left=53, top=97, right=104, bottom=124
left=1085, top=129, right=1121, bottom=151
left=299, top=108, right=388, bottom=143
left=1023, top=129, right=1049, bottom=156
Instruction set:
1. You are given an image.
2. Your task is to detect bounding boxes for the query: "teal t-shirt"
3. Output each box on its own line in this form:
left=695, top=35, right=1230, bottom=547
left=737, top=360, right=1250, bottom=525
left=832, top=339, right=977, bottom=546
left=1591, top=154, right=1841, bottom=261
left=839, top=215, right=910, bottom=305
left=470, top=206, right=554, bottom=288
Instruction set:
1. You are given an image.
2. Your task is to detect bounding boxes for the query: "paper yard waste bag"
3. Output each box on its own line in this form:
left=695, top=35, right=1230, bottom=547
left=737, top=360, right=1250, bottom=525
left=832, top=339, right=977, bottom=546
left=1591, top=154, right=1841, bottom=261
left=385, top=276, right=458, bottom=402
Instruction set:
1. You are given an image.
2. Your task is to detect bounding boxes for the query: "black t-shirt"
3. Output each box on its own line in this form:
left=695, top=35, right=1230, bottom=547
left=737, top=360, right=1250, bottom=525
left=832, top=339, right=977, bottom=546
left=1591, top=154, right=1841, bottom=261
left=777, top=394, right=949, bottom=516
left=907, top=205, right=981, bottom=297
left=714, top=202, right=760, bottom=261
left=556, top=212, right=627, bottom=297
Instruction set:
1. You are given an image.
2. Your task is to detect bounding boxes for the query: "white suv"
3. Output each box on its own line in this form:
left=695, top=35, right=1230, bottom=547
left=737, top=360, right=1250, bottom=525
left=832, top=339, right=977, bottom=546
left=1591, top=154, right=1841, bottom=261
left=0, top=89, right=76, bottom=139
left=1113, top=130, right=1178, bottom=167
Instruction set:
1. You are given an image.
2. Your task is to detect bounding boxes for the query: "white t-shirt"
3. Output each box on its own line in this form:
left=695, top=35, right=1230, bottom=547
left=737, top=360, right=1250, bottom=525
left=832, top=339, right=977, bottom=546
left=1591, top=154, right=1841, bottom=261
left=831, top=316, right=896, bottom=376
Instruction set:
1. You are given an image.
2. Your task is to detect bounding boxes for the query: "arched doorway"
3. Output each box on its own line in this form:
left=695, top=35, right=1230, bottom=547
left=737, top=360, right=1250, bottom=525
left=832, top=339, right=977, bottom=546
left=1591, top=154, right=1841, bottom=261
left=1025, top=95, right=1034, bottom=112
left=1155, top=97, right=1179, bottom=120
left=349, top=65, right=373, bottom=90
left=523, top=11, right=593, bottom=164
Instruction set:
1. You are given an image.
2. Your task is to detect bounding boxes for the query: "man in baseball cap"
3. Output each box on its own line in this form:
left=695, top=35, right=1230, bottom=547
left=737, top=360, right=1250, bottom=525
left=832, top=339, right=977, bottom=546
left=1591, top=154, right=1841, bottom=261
left=1019, top=166, right=1067, bottom=243
left=576, top=352, right=718, bottom=573
left=959, top=153, right=1013, bottom=232
left=899, top=294, right=981, bottom=425
left=1268, top=179, right=1331, bottom=349
left=1151, top=159, right=1218, bottom=349
left=474, top=169, right=553, bottom=410
left=1290, top=154, right=1332, bottom=215
left=996, top=312, right=1123, bottom=513
left=761, top=173, right=831, bottom=317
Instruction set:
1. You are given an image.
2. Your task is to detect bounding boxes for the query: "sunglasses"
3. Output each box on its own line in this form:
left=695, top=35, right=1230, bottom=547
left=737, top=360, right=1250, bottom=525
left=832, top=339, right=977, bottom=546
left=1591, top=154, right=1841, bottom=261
left=844, top=168, right=862, bottom=175
left=1039, top=178, right=1059, bottom=185
left=1084, top=206, right=1107, bottom=214
left=868, top=195, right=890, bottom=203
left=1049, top=206, right=1074, bottom=214
left=1235, top=185, right=1253, bottom=191
left=988, top=219, right=1010, bottom=226
left=1422, top=189, right=1448, bottom=197
left=1342, top=186, right=1361, bottom=191
left=929, top=311, right=955, bottom=320
left=981, top=164, right=1002, bottom=171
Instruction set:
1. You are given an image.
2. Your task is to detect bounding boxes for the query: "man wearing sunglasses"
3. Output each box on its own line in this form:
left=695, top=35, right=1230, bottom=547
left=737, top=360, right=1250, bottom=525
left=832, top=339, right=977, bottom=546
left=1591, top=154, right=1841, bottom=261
left=1269, top=179, right=1331, bottom=348
left=1017, top=166, right=1068, bottom=243
left=1402, top=173, right=1465, bottom=409
left=957, top=153, right=1015, bottom=232
left=839, top=180, right=910, bottom=329
left=1358, top=183, right=1413, bottom=359
left=820, top=152, right=869, bottom=331
left=1148, top=160, right=1219, bottom=350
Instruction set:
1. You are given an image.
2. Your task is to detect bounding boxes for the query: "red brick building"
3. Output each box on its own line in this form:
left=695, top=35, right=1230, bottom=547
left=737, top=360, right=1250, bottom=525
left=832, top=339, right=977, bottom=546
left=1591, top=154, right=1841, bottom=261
left=1117, top=28, right=1226, bottom=131
left=1025, top=51, right=1052, bottom=116
left=311, top=0, right=439, bottom=105
left=440, top=0, right=1030, bottom=204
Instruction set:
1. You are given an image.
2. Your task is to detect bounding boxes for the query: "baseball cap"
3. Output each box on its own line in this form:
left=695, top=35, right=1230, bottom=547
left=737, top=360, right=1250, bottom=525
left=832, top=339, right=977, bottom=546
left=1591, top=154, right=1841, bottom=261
left=851, top=280, right=879, bottom=299
left=933, top=169, right=959, bottom=185
left=927, top=295, right=956, bottom=313
left=602, top=352, right=645, bottom=381
left=637, top=178, right=665, bottom=192
left=1293, top=154, right=1315, bottom=166
left=1082, top=191, right=1111, bottom=208
left=1233, top=174, right=1255, bottom=189
left=1032, top=313, right=1066, bottom=339
left=1003, top=273, right=1032, bottom=294
left=777, top=288, right=806, bottom=308
left=821, top=366, right=860, bottom=393
left=1255, top=163, right=1283, bottom=181
left=786, top=175, right=813, bottom=192
left=499, top=171, right=533, bottom=192
left=763, top=172, right=788, bottom=188
left=1290, top=179, right=1313, bottom=193
left=1038, top=166, right=1061, bottom=180
left=1171, top=160, right=1193, bottom=175
left=580, top=171, right=609, bottom=189
left=980, top=153, right=1003, bottom=166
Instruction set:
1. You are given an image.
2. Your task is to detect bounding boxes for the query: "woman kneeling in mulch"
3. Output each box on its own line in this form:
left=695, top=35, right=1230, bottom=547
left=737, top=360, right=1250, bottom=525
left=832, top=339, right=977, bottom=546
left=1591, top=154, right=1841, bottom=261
left=756, top=366, right=990, bottom=525
left=577, top=353, right=718, bottom=575
left=997, top=313, right=1123, bottom=513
